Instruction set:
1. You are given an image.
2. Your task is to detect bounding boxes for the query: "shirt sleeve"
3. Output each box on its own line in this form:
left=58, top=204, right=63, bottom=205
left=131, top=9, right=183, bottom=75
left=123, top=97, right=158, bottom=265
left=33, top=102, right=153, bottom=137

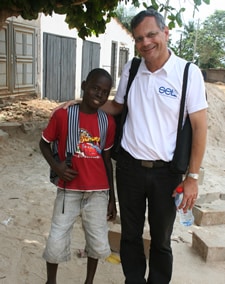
left=42, top=109, right=67, bottom=143
left=186, top=64, right=208, bottom=114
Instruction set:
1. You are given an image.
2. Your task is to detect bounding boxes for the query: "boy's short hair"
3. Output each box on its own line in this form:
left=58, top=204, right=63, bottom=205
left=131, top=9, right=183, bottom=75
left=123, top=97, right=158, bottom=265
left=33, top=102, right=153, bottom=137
left=86, top=68, right=112, bottom=85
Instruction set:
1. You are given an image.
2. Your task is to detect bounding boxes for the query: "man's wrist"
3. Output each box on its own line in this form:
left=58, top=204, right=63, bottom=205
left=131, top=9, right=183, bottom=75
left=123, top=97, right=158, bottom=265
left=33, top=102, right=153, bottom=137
left=187, top=173, right=199, bottom=180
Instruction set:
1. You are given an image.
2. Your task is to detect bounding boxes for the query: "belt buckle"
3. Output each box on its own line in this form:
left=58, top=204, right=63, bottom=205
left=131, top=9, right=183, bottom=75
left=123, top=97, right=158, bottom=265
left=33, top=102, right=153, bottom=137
left=141, top=160, right=154, bottom=168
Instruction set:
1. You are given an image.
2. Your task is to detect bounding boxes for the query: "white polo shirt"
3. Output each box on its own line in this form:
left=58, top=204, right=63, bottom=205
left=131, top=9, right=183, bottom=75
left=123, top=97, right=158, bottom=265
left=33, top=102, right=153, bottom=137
left=115, top=51, right=208, bottom=161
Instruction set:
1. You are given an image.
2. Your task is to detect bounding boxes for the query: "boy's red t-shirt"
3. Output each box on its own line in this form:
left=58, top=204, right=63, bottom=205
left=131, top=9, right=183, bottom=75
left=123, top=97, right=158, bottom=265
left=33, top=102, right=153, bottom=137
left=42, top=108, right=115, bottom=191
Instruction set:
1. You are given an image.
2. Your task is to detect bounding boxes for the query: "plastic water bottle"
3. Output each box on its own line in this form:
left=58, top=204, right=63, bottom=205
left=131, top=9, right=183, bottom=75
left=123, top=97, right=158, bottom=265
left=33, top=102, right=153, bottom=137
left=175, top=187, right=194, bottom=226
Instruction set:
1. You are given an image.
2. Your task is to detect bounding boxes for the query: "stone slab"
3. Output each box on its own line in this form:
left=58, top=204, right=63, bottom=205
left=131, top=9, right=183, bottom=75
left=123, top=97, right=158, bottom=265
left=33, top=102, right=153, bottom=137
left=193, top=198, right=225, bottom=226
left=0, top=121, right=22, bottom=130
left=192, top=226, right=225, bottom=262
left=0, top=129, right=9, bottom=141
left=108, top=224, right=151, bottom=259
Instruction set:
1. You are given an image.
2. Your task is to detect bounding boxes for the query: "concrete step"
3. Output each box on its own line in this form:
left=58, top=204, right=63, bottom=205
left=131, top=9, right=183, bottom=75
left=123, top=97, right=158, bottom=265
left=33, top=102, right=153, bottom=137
left=0, top=129, right=9, bottom=141
left=108, top=223, right=151, bottom=259
left=191, top=193, right=225, bottom=261
left=193, top=193, right=225, bottom=226
left=192, top=226, right=225, bottom=262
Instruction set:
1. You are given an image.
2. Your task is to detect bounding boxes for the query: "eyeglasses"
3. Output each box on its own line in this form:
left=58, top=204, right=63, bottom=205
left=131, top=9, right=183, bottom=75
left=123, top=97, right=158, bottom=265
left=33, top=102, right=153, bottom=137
left=134, top=31, right=160, bottom=43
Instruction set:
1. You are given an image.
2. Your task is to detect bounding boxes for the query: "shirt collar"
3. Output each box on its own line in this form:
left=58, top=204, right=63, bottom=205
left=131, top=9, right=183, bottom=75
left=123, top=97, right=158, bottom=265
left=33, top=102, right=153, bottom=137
left=139, top=49, right=176, bottom=75
left=162, top=49, right=176, bottom=75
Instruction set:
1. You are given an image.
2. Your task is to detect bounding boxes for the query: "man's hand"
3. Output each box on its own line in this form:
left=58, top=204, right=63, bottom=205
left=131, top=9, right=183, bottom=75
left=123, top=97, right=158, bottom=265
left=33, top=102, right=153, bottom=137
left=172, top=177, right=198, bottom=212
left=51, top=100, right=78, bottom=117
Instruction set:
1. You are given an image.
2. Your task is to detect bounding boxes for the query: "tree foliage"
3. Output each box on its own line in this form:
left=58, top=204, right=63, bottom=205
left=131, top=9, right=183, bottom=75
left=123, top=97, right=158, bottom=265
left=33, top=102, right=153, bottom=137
left=197, top=10, right=225, bottom=68
left=171, top=10, right=225, bottom=69
left=0, top=0, right=210, bottom=39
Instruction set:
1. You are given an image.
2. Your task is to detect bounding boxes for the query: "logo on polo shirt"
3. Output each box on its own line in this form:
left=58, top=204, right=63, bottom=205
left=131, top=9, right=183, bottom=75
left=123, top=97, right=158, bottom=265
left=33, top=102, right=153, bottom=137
left=159, top=86, right=177, bottom=98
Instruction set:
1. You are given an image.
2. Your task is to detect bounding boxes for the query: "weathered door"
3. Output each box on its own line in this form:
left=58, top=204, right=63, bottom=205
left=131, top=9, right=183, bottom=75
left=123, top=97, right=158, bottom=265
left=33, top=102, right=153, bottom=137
left=81, top=40, right=100, bottom=96
left=43, top=33, right=76, bottom=102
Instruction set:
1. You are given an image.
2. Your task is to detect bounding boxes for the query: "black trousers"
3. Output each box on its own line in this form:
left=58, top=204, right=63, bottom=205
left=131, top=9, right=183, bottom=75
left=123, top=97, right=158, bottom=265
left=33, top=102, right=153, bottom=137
left=116, top=150, right=182, bottom=284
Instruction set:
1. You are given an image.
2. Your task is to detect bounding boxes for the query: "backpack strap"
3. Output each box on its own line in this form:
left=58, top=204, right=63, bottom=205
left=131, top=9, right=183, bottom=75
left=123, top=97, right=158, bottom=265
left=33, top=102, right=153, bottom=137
left=67, top=104, right=79, bottom=155
left=97, top=109, right=108, bottom=150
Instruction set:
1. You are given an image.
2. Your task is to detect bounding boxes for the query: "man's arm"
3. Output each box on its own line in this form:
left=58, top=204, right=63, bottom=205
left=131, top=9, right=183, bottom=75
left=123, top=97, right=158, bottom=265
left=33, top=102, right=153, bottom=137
left=188, top=108, right=207, bottom=174
left=176, top=108, right=207, bottom=211
left=100, top=99, right=123, bottom=116
left=51, top=98, right=124, bottom=117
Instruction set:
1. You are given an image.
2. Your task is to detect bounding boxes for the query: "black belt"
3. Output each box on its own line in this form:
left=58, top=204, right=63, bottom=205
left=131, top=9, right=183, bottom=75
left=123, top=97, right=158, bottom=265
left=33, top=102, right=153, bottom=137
left=120, top=148, right=170, bottom=168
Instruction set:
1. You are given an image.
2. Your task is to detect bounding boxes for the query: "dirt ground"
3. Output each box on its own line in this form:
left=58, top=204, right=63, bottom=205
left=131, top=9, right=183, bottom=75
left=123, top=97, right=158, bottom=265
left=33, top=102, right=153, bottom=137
left=0, top=83, right=225, bottom=283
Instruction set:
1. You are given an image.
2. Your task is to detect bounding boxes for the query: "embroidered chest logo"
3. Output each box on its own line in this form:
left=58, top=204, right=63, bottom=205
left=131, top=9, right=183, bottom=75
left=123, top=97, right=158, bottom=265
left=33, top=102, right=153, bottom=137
left=159, top=86, right=177, bottom=98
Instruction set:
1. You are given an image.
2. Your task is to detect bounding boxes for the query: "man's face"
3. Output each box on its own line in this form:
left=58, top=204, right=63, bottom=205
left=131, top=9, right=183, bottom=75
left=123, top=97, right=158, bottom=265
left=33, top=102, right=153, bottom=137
left=132, top=16, right=169, bottom=66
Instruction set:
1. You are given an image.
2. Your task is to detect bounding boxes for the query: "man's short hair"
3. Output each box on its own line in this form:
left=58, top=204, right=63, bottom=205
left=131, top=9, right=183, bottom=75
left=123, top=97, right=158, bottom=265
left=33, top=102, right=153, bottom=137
left=131, top=9, right=166, bottom=32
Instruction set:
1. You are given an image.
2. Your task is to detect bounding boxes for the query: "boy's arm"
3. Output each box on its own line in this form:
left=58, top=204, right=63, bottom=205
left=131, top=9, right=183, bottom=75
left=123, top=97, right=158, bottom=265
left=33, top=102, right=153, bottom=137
left=102, top=149, right=117, bottom=221
left=39, top=138, right=78, bottom=182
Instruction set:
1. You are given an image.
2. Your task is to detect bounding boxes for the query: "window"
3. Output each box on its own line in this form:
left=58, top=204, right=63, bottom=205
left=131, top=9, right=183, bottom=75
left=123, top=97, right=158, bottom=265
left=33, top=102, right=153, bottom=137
left=118, top=47, right=129, bottom=76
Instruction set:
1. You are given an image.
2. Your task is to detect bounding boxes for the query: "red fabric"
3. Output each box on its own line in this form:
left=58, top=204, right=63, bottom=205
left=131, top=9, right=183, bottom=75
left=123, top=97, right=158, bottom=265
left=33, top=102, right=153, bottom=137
left=42, top=108, right=115, bottom=191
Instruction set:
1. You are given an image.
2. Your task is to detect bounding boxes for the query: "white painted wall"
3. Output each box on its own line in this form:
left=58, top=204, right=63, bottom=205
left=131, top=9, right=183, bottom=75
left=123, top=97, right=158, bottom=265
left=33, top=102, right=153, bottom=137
left=40, top=13, right=135, bottom=99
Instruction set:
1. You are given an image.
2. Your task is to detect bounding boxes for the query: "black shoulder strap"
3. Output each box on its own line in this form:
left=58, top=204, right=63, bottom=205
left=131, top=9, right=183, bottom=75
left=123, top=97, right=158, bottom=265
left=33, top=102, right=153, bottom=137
left=177, top=62, right=191, bottom=134
left=124, top=57, right=142, bottom=104
left=114, top=57, right=141, bottom=153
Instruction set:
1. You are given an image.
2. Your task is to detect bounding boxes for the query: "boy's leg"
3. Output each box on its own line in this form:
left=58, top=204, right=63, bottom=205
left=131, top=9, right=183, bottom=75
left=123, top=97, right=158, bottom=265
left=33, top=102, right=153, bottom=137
left=82, top=191, right=111, bottom=282
left=84, top=257, right=98, bottom=284
left=43, top=189, right=82, bottom=282
left=46, top=262, right=58, bottom=284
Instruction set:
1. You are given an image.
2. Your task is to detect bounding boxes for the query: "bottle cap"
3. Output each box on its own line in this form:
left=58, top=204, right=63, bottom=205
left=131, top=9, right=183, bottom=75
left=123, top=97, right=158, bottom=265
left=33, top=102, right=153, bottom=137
left=176, top=186, right=183, bottom=193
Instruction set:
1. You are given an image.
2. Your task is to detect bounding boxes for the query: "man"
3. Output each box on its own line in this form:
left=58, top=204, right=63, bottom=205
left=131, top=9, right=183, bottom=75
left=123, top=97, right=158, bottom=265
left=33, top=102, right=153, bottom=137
left=101, top=9, right=207, bottom=284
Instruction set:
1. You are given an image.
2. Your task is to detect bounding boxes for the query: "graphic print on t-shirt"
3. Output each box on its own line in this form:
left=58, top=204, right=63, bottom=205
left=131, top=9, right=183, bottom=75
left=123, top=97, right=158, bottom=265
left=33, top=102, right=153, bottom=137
left=75, top=128, right=101, bottom=158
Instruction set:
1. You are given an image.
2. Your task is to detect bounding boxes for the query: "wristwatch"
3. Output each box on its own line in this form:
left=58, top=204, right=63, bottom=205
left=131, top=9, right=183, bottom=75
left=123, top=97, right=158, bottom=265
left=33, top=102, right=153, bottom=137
left=187, top=173, right=199, bottom=180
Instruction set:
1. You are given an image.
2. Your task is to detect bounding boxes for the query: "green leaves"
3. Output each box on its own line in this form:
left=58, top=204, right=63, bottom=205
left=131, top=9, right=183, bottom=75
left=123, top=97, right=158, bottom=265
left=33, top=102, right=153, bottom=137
left=0, top=0, right=211, bottom=39
left=170, top=9, right=225, bottom=69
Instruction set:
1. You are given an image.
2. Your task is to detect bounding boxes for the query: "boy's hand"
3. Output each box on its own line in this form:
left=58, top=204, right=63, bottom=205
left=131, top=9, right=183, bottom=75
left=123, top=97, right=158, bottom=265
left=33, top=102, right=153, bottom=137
left=107, top=199, right=117, bottom=221
left=56, top=160, right=78, bottom=182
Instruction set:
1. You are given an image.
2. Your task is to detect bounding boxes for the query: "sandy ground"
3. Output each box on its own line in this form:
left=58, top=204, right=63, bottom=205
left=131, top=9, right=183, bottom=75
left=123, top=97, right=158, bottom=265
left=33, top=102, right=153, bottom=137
left=0, top=82, right=225, bottom=284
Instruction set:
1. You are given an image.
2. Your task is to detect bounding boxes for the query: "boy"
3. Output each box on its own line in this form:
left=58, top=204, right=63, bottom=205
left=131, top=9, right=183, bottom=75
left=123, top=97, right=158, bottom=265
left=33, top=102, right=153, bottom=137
left=39, top=68, right=117, bottom=284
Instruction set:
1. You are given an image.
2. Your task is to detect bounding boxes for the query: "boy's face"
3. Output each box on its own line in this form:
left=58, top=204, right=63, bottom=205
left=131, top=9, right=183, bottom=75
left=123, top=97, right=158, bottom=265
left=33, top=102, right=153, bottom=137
left=81, top=74, right=112, bottom=111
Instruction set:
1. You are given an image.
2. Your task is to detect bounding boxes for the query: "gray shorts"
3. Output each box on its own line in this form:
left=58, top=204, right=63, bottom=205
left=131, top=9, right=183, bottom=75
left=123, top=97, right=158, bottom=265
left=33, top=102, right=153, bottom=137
left=43, top=189, right=111, bottom=263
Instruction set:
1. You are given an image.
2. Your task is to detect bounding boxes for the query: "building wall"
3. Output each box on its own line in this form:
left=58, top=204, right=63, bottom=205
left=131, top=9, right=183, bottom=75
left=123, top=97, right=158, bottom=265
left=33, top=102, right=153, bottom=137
left=40, top=13, right=135, bottom=99
left=205, top=69, right=225, bottom=83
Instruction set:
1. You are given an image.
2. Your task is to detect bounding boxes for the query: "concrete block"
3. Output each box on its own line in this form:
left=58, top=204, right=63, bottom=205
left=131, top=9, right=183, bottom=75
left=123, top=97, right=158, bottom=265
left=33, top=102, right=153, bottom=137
left=0, top=121, right=22, bottom=130
left=193, top=199, right=225, bottom=226
left=197, top=192, right=222, bottom=204
left=0, top=129, right=9, bottom=141
left=0, top=122, right=22, bottom=137
left=108, top=224, right=151, bottom=259
left=192, top=227, right=225, bottom=262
